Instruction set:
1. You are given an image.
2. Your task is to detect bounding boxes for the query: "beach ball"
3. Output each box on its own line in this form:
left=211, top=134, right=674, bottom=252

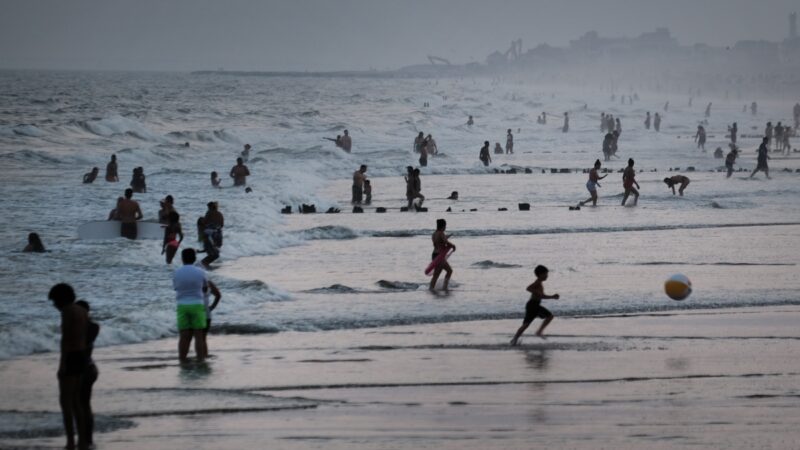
left=664, top=274, right=692, bottom=301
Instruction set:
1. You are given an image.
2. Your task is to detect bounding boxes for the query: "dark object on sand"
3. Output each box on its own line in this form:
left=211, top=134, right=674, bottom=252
left=281, top=206, right=292, bottom=214
left=447, top=191, right=459, bottom=200
left=518, top=203, right=530, bottom=211
left=375, top=207, right=387, bottom=213
left=326, top=207, right=340, bottom=214
left=352, top=206, right=363, bottom=213
left=301, top=204, right=316, bottom=214
left=498, top=207, right=508, bottom=211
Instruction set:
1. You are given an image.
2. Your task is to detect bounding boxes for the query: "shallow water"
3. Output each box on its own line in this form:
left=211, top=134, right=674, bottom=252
left=1, top=70, right=799, bottom=359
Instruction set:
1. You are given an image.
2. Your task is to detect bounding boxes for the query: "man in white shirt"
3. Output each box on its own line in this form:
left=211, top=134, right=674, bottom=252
left=173, top=248, right=209, bottom=362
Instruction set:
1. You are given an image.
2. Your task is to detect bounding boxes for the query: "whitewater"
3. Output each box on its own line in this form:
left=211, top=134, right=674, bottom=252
left=1, top=70, right=799, bottom=359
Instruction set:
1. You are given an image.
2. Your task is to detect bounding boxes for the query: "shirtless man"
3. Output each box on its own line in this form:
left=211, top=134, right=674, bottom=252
left=229, top=157, right=250, bottom=187
left=105, top=154, right=118, bottom=182
left=203, top=202, right=225, bottom=247
left=429, top=219, right=456, bottom=291
left=352, top=165, right=367, bottom=204
left=663, top=175, right=690, bottom=196
left=621, top=159, right=640, bottom=206
left=118, top=188, right=143, bottom=240
left=49, top=283, right=90, bottom=450
left=340, top=130, right=352, bottom=153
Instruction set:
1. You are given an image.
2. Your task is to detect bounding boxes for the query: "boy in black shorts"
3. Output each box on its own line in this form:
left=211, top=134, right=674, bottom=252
left=510, top=265, right=560, bottom=345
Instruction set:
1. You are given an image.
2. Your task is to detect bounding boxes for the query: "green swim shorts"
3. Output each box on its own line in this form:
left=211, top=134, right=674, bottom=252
left=176, top=304, right=207, bottom=331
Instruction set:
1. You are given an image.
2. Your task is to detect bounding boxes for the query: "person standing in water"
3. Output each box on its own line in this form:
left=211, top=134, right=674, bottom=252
left=429, top=219, right=455, bottom=291
left=705, top=102, right=712, bottom=117
left=653, top=113, right=661, bottom=132
left=750, top=137, right=771, bottom=179
left=426, top=134, right=438, bottom=155
left=49, top=283, right=90, bottom=450
left=130, top=167, right=146, bottom=193
left=419, top=138, right=429, bottom=167
left=644, top=112, right=651, bottom=130
left=467, top=115, right=474, bottom=126
left=203, top=201, right=224, bottom=248
left=621, top=158, right=640, bottom=206
left=479, top=141, right=491, bottom=166
left=695, top=125, right=707, bottom=151
left=729, top=122, right=738, bottom=144
left=602, top=132, right=613, bottom=161
left=211, top=171, right=221, bottom=188
left=352, top=165, right=367, bottom=204
left=172, top=248, right=209, bottom=362
left=340, top=129, right=352, bottom=153
left=663, top=175, right=690, bottom=196
left=725, top=146, right=738, bottom=178
left=75, top=300, right=99, bottom=450
left=162, top=211, right=184, bottom=264
left=118, top=188, right=143, bottom=240
left=241, top=144, right=251, bottom=162
left=751, top=102, right=757, bottom=115
left=105, top=154, right=118, bottom=182
left=230, top=157, right=250, bottom=187
left=562, top=112, right=569, bottom=133
left=413, top=132, right=424, bottom=153
left=579, top=159, right=607, bottom=207
left=506, top=129, right=514, bottom=154
left=510, top=265, right=560, bottom=344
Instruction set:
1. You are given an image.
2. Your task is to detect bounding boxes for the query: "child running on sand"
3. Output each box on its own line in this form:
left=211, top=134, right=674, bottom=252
left=510, top=265, right=560, bottom=345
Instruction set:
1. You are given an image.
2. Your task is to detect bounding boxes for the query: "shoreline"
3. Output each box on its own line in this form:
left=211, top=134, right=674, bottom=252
left=3, top=305, right=800, bottom=448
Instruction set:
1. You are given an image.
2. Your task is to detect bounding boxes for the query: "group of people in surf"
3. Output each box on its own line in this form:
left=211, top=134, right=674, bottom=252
left=324, top=129, right=352, bottom=153
left=643, top=111, right=662, bottom=132
left=413, top=132, right=438, bottom=167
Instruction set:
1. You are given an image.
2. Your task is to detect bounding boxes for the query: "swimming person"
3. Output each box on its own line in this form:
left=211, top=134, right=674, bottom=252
left=23, top=232, right=46, bottom=252
left=426, top=134, right=438, bottom=155
left=579, top=159, right=607, bottom=207
left=510, top=265, right=560, bottom=345
left=663, top=175, right=690, bottom=196
left=506, top=129, right=514, bottom=154
left=82, top=167, right=99, bottom=184
left=429, top=218, right=455, bottom=291
left=172, top=248, right=209, bottom=362
left=49, top=283, right=90, bottom=450
left=162, top=211, right=184, bottom=264
left=750, top=137, right=771, bottom=179
left=118, top=188, right=143, bottom=240
left=230, top=157, right=250, bottom=186
left=211, top=171, right=221, bottom=188
left=621, top=158, right=640, bottom=206
left=105, top=154, right=118, bottom=182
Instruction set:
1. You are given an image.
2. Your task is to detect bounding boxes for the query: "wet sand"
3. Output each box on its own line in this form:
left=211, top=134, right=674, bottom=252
left=2, top=306, right=799, bottom=449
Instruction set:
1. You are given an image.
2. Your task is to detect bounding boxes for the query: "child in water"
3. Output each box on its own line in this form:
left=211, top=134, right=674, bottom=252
left=510, top=265, right=560, bottom=345
left=363, top=179, right=372, bottom=205
left=211, top=171, right=221, bottom=188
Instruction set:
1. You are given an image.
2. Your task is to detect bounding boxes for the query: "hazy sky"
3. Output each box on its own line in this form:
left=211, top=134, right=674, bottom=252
left=1, top=0, right=797, bottom=71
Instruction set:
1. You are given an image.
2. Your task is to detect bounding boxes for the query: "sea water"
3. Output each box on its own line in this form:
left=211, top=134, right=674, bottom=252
left=1, top=70, right=798, bottom=359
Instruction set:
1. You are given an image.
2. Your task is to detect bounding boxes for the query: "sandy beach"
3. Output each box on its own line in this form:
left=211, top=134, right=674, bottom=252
left=2, top=305, right=799, bottom=449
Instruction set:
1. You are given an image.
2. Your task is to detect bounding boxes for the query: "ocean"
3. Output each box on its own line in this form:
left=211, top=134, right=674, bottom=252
left=1, top=70, right=798, bottom=360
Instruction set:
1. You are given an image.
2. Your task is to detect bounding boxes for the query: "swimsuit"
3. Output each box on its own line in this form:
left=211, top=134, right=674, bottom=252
left=523, top=299, right=552, bottom=324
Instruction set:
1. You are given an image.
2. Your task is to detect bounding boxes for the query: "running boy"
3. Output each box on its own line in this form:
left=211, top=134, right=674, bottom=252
left=510, top=265, right=560, bottom=345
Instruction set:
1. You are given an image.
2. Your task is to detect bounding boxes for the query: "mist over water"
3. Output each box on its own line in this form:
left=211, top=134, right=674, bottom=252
left=1, top=70, right=799, bottom=359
